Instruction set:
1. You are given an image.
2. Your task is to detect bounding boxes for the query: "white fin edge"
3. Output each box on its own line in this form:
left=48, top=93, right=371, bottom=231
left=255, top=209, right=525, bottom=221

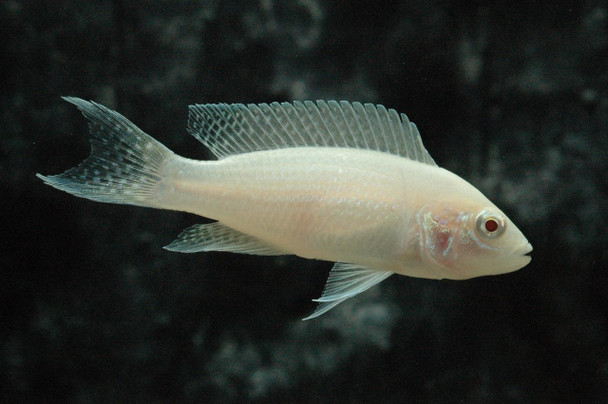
left=303, top=263, right=393, bottom=320
left=187, top=101, right=436, bottom=165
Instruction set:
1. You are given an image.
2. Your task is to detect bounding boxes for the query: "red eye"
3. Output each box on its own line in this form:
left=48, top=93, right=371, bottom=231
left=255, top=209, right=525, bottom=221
left=475, top=210, right=506, bottom=238
left=485, top=219, right=499, bottom=233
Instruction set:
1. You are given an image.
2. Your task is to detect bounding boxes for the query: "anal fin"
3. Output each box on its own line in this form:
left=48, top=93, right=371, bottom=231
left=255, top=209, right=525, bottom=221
left=164, top=222, right=287, bottom=255
left=303, top=263, right=393, bottom=320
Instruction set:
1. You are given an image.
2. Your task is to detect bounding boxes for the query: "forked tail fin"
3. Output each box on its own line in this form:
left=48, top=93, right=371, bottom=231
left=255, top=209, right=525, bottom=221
left=37, top=97, right=174, bottom=208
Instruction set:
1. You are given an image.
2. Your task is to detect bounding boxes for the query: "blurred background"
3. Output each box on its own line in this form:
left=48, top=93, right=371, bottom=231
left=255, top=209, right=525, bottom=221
left=2, top=0, right=607, bottom=402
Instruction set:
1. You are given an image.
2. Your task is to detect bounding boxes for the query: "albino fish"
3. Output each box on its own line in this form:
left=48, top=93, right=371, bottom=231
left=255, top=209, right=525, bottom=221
left=38, top=97, right=532, bottom=319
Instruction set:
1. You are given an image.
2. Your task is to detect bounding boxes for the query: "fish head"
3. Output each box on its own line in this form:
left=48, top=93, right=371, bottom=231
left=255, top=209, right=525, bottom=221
left=417, top=201, right=532, bottom=280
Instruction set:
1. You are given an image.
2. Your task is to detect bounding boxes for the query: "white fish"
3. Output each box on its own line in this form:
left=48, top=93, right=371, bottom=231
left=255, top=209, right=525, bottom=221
left=38, top=97, right=532, bottom=320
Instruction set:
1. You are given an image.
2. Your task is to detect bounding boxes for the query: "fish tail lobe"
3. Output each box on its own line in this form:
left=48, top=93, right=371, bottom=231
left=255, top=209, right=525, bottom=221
left=36, top=97, right=174, bottom=208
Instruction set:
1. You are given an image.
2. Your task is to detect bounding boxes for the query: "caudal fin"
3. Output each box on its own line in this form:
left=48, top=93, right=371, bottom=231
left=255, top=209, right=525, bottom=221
left=37, top=97, right=174, bottom=208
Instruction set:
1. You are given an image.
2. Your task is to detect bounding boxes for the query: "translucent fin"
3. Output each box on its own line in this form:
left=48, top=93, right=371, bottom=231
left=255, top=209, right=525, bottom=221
left=164, top=222, right=287, bottom=255
left=302, top=263, right=393, bottom=320
left=187, top=101, right=436, bottom=165
left=37, top=97, right=174, bottom=207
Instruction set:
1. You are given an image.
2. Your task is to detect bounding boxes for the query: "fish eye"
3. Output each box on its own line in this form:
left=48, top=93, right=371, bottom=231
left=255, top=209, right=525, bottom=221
left=475, top=209, right=506, bottom=238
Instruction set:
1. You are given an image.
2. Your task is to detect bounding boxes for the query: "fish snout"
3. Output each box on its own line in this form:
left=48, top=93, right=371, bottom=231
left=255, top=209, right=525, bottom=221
left=499, top=241, right=533, bottom=274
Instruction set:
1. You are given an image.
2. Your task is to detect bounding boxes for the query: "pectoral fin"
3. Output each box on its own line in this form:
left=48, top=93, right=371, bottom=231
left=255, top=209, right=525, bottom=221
left=303, top=263, right=393, bottom=320
left=164, top=222, right=287, bottom=255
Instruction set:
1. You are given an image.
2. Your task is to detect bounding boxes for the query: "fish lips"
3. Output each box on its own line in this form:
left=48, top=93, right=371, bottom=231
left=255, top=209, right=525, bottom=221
left=500, top=242, right=533, bottom=274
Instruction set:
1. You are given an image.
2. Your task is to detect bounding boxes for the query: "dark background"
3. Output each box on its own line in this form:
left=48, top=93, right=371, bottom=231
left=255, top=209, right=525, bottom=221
left=2, top=1, right=608, bottom=402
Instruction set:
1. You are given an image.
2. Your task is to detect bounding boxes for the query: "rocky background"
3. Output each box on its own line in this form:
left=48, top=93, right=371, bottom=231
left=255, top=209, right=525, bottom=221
left=2, top=1, right=607, bottom=402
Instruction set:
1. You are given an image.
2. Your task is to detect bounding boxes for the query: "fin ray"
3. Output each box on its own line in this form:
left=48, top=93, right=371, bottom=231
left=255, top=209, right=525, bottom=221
left=303, top=263, right=393, bottom=320
left=187, top=101, right=436, bottom=165
left=37, top=97, right=173, bottom=207
left=164, top=222, right=287, bottom=255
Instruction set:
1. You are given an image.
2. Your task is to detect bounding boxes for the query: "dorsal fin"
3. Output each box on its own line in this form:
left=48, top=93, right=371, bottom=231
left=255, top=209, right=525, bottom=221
left=187, top=101, right=436, bottom=165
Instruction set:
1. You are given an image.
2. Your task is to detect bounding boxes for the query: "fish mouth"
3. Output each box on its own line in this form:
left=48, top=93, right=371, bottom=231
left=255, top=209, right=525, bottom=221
left=513, top=242, right=533, bottom=268
left=496, top=242, right=533, bottom=274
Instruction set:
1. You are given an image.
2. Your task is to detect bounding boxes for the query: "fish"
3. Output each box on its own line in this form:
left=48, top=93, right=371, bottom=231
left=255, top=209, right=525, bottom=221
left=37, top=97, right=533, bottom=320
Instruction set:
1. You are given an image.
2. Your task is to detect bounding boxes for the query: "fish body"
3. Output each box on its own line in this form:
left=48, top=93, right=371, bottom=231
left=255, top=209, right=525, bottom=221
left=38, top=98, right=532, bottom=319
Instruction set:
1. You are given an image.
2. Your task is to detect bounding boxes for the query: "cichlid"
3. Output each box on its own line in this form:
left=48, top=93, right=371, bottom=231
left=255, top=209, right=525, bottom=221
left=38, top=97, right=532, bottom=320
